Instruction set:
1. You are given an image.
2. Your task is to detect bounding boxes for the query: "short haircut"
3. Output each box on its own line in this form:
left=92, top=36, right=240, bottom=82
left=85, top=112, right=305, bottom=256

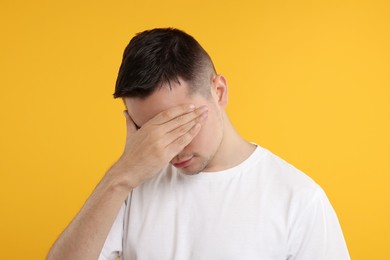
left=113, top=28, right=216, bottom=99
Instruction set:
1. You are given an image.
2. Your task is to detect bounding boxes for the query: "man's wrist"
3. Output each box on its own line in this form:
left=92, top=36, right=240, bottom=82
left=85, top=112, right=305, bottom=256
left=105, top=162, right=140, bottom=193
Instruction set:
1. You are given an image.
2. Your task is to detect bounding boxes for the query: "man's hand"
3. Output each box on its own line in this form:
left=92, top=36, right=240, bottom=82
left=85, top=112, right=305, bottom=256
left=47, top=104, right=207, bottom=260
left=109, top=104, right=208, bottom=190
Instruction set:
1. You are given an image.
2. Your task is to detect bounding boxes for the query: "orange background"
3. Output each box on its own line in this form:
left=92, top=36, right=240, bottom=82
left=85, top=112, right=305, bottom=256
left=1, top=0, right=389, bottom=259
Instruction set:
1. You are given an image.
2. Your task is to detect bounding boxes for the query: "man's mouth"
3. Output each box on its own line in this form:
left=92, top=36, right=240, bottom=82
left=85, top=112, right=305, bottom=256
left=172, top=156, right=193, bottom=168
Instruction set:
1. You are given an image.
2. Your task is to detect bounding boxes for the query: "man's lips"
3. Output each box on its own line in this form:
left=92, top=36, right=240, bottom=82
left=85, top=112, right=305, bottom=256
left=172, top=156, right=193, bottom=168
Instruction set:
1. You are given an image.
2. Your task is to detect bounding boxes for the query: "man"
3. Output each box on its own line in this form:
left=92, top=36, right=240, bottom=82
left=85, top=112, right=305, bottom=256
left=47, top=28, right=350, bottom=260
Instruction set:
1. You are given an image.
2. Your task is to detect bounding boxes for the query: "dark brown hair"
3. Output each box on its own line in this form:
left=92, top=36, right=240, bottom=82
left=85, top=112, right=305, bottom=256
left=113, top=28, right=216, bottom=99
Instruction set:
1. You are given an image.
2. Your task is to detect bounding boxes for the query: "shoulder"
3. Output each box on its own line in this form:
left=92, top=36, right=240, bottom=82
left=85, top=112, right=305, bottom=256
left=246, top=145, right=326, bottom=224
left=253, top=145, right=320, bottom=194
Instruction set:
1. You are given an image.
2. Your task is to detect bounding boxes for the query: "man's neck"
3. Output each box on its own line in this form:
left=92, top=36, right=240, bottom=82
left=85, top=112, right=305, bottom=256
left=203, top=113, right=257, bottom=172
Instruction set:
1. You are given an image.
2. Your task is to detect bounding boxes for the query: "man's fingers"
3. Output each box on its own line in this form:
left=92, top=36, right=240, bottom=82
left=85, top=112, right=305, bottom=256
left=161, top=105, right=208, bottom=133
left=167, top=122, right=202, bottom=158
left=146, top=105, right=207, bottom=135
left=148, top=104, right=196, bottom=125
left=123, top=110, right=137, bottom=134
left=162, top=109, right=208, bottom=146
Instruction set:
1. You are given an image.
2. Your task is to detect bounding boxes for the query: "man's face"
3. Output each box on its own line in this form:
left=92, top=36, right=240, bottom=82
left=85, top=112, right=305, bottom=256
left=124, top=79, right=225, bottom=175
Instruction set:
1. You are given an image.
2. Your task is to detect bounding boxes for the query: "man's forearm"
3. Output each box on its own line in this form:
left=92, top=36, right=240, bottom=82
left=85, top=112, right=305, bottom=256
left=47, top=167, right=131, bottom=260
left=47, top=104, right=206, bottom=259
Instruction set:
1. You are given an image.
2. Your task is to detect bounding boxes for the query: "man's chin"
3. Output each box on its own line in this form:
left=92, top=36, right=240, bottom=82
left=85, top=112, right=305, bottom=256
left=179, top=168, right=202, bottom=175
left=175, top=160, right=208, bottom=176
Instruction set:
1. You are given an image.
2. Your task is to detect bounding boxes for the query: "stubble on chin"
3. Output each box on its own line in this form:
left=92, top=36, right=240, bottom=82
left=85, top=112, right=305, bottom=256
left=180, top=156, right=211, bottom=175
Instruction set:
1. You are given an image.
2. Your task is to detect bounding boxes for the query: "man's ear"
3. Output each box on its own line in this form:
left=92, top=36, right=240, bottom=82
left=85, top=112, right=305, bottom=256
left=211, top=74, right=228, bottom=108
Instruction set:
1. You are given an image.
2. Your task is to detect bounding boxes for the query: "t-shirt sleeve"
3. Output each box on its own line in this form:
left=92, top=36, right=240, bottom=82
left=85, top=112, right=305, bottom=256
left=98, top=202, right=125, bottom=260
left=287, top=186, right=350, bottom=260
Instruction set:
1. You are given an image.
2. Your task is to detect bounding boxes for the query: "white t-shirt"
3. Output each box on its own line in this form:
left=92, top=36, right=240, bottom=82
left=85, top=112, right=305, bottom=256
left=99, top=145, right=350, bottom=260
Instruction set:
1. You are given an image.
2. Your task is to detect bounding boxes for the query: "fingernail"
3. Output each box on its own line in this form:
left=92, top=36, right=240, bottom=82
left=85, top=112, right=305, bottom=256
left=201, top=111, right=208, bottom=120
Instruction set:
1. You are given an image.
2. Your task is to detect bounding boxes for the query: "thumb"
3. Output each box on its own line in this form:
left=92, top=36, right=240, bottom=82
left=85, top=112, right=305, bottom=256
left=123, top=110, right=137, bottom=134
